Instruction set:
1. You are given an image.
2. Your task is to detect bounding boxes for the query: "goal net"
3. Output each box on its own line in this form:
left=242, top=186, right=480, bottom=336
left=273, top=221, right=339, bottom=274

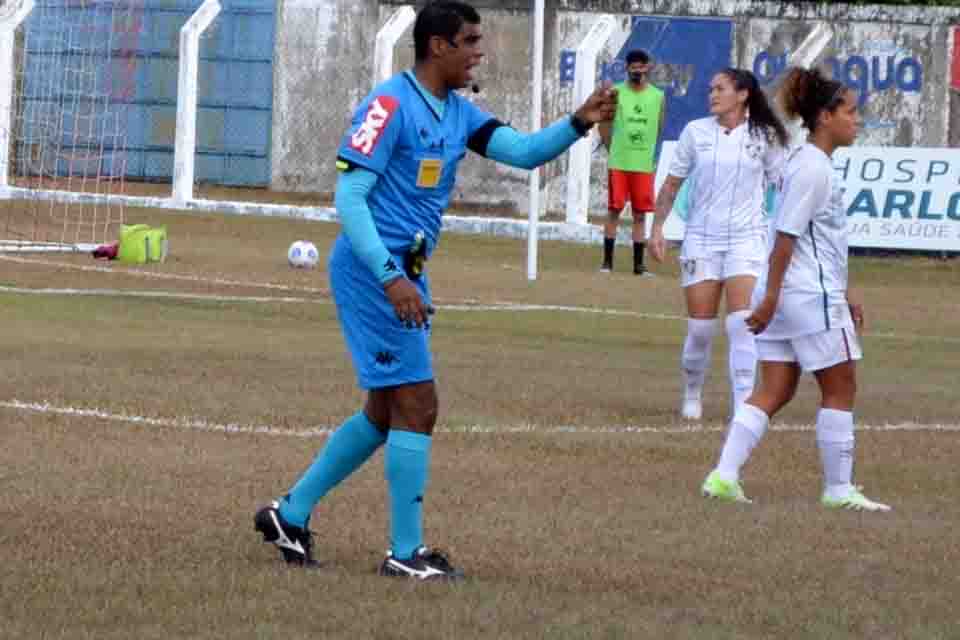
left=1, top=0, right=142, bottom=252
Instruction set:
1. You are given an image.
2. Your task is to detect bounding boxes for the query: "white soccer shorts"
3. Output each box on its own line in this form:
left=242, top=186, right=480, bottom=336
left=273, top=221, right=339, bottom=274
left=680, top=252, right=765, bottom=288
left=757, top=327, right=863, bottom=373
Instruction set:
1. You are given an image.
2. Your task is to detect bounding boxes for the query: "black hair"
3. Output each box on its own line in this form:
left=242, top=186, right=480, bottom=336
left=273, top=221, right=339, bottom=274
left=720, top=68, right=789, bottom=147
left=625, top=50, right=651, bottom=66
left=779, top=66, right=848, bottom=133
left=413, top=1, right=481, bottom=62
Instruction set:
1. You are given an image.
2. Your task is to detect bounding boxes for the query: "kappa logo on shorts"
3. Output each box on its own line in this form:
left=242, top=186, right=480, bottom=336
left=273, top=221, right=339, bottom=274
left=375, top=351, right=397, bottom=366
left=350, top=96, right=399, bottom=156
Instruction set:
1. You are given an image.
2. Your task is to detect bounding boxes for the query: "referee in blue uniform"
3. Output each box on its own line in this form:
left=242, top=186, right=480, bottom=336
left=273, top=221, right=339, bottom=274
left=256, top=0, right=616, bottom=580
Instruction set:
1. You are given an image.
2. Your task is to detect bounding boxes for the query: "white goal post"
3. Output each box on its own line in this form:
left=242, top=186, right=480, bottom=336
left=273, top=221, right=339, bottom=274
left=373, top=5, right=416, bottom=88
left=0, top=0, right=142, bottom=252
left=0, top=0, right=34, bottom=193
left=0, top=0, right=233, bottom=253
left=172, top=0, right=222, bottom=206
left=563, top=15, right=616, bottom=228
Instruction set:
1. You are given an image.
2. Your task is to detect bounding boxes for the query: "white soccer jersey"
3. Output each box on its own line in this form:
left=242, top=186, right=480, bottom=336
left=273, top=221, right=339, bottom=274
left=669, top=117, right=784, bottom=259
left=756, top=143, right=855, bottom=340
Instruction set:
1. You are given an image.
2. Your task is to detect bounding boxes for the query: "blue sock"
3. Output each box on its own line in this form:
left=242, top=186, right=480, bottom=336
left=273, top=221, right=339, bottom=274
left=279, top=412, right=386, bottom=527
left=385, top=430, right=432, bottom=560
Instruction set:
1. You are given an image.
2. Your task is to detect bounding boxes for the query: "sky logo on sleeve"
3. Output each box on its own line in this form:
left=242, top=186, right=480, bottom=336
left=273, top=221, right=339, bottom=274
left=350, top=96, right=399, bottom=156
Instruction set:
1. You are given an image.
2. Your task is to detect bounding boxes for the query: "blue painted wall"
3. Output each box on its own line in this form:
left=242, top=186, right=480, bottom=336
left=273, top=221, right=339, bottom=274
left=21, top=0, right=275, bottom=187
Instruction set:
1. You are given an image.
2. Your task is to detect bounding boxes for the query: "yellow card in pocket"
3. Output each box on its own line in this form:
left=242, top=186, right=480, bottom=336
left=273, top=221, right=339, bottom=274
left=416, top=158, right=442, bottom=188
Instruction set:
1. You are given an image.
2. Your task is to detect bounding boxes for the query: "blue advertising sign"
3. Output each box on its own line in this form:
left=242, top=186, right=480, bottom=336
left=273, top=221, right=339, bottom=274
left=561, top=17, right=733, bottom=143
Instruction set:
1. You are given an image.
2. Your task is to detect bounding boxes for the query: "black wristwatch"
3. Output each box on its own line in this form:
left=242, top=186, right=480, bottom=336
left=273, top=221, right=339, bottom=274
left=570, top=113, right=595, bottom=137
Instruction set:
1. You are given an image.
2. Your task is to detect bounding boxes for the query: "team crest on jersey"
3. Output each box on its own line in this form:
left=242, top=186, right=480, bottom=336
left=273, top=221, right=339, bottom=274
left=745, top=140, right=765, bottom=159
left=350, top=96, right=399, bottom=156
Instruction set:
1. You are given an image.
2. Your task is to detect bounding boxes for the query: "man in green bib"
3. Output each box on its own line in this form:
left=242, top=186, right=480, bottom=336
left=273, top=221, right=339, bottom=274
left=599, top=49, right=665, bottom=275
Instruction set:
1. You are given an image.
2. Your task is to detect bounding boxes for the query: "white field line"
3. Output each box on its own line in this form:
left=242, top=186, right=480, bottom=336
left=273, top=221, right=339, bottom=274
left=3, top=399, right=959, bottom=439
left=3, top=282, right=960, bottom=345
left=0, top=284, right=682, bottom=321
left=439, top=302, right=682, bottom=321
left=1, top=255, right=668, bottom=318
left=0, top=286, right=320, bottom=305
left=0, top=254, right=330, bottom=295
left=2, top=255, right=653, bottom=316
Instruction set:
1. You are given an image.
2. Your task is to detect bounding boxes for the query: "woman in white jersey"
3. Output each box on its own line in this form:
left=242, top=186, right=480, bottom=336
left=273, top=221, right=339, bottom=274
left=650, top=69, right=788, bottom=420
left=700, top=66, right=890, bottom=512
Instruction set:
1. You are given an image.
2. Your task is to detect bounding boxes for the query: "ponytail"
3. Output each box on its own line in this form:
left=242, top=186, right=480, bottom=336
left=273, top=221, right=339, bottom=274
left=721, top=68, right=789, bottom=147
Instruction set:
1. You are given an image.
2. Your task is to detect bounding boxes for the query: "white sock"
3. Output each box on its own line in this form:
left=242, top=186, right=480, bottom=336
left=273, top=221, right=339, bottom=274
left=715, top=403, right=769, bottom=482
left=726, top=310, right=758, bottom=412
left=681, top=318, right=717, bottom=402
left=816, top=408, right=855, bottom=500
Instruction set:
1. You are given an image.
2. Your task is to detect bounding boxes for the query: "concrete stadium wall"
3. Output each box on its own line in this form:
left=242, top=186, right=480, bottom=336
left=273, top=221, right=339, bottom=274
left=272, top=0, right=960, bottom=218
left=271, top=0, right=381, bottom=193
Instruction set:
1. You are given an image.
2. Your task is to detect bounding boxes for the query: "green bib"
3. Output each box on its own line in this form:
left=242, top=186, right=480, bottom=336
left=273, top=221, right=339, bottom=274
left=608, top=82, right=664, bottom=173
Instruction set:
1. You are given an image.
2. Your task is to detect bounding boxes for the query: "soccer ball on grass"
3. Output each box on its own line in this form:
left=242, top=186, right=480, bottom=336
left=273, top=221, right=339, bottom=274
left=287, top=240, right=319, bottom=269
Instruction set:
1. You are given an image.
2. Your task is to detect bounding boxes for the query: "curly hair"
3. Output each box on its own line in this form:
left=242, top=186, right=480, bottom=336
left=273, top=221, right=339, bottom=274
left=778, top=66, right=848, bottom=133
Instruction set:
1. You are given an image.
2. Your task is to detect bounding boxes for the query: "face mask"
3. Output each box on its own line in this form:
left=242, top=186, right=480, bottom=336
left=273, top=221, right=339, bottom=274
left=629, top=71, right=645, bottom=83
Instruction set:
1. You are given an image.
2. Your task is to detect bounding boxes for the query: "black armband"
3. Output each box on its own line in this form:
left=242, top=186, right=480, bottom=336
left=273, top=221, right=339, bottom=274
left=570, top=114, right=594, bottom=137
left=467, top=118, right=507, bottom=157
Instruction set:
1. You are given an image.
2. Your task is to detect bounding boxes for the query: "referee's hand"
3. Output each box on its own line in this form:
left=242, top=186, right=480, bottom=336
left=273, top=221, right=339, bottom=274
left=384, top=277, right=429, bottom=328
left=574, top=83, right=617, bottom=124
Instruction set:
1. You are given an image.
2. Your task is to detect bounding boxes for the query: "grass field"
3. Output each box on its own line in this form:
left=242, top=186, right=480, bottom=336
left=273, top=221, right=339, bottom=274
left=2, top=206, right=960, bottom=639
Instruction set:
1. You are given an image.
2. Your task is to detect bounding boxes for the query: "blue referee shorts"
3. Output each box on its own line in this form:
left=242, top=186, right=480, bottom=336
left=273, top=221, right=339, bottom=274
left=329, top=235, right=433, bottom=390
